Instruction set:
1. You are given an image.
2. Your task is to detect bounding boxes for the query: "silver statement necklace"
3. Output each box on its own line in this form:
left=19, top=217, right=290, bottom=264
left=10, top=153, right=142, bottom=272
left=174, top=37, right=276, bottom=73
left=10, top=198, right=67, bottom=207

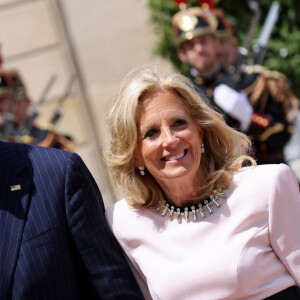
left=156, top=189, right=226, bottom=223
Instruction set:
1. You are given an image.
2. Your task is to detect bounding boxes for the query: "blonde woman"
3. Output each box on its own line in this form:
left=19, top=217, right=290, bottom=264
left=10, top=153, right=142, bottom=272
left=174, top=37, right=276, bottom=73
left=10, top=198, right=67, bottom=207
left=104, top=66, right=300, bottom=300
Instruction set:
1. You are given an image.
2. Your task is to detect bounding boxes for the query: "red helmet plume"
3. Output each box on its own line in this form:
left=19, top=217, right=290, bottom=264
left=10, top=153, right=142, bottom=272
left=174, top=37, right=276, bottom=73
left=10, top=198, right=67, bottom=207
left=174, top=0, right=189, bottom=6
left=198, top=0, right=216, bottom=9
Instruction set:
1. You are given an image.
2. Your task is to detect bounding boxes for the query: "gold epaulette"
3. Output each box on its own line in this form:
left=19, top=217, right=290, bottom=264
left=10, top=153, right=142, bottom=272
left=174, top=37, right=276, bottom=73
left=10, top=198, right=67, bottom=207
left=242, top=64, right=267, bottom=75
left=242, top=64, right=286, bottom=80
left=8, top=135, right=36, bottom=145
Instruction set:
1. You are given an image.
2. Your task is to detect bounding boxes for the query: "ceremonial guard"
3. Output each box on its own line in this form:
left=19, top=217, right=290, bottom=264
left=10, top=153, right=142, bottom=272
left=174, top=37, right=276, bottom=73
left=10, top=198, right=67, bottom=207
left=171, top=0, right=298, bottom=165
left=171, top=1, right=253, bottom=133
left=211, top=8, right=239, bottom=73
left=211, top=7, right=298, bottom=164
left=0, top=69, right=74, bottom=152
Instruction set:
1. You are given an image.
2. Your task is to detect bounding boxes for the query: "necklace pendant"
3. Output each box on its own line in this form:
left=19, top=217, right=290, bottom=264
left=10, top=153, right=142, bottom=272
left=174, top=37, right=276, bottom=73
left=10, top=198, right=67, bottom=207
left=184, top=207, right=189, bottom=222
left=180, top=212, right=185, bottom=221
left=191, top=206, right=197, bottom=221
left=176, top=208, right=181, bottom=223
left=211, top=198, right=220, bottom=207
left=161, top=203, right=169, bottom=216
left=218, top=189, right=226, bottom=198
left=169, top=206, right=174, bottom=220
left=157, top=201, right=164, bottom=211
left=204, top=200, right=213, bottom=213
left=198, top=204, right=205, bottom=218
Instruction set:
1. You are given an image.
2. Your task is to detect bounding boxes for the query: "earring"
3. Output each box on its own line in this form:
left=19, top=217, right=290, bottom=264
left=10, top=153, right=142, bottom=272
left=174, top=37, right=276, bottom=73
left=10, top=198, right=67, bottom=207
left=138, top=166, right=145, bottom=176
left=201, top=143, right=205, bottom=153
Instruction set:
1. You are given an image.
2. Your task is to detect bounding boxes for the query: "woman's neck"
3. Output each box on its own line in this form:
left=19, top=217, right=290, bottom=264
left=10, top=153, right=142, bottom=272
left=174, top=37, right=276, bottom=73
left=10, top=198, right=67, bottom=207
left=159, top=177, right=205, bottom=207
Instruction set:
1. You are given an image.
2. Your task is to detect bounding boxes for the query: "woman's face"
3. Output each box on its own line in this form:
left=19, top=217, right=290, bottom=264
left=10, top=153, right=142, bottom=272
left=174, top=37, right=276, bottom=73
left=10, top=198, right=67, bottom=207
left=136, top=90, right=203, bottom=187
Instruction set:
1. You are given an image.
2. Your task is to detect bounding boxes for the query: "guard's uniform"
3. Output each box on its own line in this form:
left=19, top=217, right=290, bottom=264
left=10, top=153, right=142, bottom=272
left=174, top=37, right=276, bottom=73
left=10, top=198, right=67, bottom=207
left=189, top=65, right=243, bottom=130
left=8, top=122, right=74, bottom=152
left=240, top=65, right=298, bottom=164
left=1, top=69, right=74, bottom=152
left=208, top=7, right=298, bottom=165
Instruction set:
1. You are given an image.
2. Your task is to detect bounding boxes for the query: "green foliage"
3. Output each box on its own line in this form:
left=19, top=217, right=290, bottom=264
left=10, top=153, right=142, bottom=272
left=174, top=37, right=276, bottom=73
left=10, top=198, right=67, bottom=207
left=147, top=0, right=300, bottom=96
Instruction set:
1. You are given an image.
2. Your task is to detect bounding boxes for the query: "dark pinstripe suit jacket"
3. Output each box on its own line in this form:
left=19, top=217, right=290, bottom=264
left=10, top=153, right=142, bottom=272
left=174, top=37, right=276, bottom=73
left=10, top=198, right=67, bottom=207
left=0, top=141, right=143, bottom=300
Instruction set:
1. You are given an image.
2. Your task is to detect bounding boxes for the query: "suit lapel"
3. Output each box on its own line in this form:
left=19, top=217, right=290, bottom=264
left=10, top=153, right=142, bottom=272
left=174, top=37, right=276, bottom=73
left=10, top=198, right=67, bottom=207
left=0, top=142, right=31, bottom=297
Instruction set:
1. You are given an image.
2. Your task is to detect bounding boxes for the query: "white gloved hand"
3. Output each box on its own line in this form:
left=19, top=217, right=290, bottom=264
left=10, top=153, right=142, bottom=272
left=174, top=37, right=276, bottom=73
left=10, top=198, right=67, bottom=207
left=214, top=84, right=253, bottom=131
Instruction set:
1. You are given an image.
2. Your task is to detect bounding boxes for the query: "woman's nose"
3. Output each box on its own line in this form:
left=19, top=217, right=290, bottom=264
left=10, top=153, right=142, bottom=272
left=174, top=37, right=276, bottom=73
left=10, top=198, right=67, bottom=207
left=161, top=128, right=178, bottom=147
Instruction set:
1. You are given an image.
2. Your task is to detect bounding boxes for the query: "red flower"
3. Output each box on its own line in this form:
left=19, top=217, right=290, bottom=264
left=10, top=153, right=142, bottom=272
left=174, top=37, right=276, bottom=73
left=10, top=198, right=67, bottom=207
left=198, top=0, right=216, bottom=9
left=174, top=0, right=189, bottom=6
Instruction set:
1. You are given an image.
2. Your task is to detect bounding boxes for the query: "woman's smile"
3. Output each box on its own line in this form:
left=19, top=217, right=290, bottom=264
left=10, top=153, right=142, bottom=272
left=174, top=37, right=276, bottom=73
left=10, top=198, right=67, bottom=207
left=162, top=149, right=187, bottom=162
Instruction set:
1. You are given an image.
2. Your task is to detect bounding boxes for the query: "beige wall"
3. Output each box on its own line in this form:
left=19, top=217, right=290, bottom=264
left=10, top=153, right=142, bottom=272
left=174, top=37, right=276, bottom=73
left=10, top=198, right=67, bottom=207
left=0, top=0, right=172, bottom=205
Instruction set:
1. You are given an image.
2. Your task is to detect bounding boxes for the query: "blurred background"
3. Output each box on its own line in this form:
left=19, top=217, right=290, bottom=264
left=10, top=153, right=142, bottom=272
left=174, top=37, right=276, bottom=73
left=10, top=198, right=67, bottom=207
left=1, top=0, right=299, bottom=205
left=0, top=0, right=172, bottom=205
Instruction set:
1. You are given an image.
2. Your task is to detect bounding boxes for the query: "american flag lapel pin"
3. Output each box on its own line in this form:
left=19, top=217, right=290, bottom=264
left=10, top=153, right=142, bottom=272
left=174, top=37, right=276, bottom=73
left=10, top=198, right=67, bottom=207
left=10, top=184, right=21, bottom=191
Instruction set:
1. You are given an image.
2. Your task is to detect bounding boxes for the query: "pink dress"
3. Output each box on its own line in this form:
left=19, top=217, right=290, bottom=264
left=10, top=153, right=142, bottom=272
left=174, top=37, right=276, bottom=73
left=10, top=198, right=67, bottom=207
left=106, top=164, right=300, bottom=300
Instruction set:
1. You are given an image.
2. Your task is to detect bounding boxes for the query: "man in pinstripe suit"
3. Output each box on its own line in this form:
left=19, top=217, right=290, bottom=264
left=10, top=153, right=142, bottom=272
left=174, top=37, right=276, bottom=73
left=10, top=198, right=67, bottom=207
left=0, top=141, right=144, bottom=299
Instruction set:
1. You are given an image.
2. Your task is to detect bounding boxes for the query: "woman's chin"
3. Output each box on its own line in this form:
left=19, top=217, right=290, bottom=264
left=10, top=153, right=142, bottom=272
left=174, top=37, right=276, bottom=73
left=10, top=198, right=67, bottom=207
left=157, top=166, right=196, bottom=182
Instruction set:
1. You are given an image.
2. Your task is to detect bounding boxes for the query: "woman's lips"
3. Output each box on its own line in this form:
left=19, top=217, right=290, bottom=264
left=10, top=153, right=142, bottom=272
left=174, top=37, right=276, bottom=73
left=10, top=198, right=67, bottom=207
left=162, top=150, right=187, bottom=161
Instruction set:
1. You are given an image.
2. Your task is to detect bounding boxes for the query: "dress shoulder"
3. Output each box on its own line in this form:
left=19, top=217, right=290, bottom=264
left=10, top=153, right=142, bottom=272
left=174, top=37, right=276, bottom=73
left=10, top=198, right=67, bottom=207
left=254, top=163, right=298, bottom=186
left=233, top=163, right=296, bottom=182
left=105, top=199, right=129, bottom=230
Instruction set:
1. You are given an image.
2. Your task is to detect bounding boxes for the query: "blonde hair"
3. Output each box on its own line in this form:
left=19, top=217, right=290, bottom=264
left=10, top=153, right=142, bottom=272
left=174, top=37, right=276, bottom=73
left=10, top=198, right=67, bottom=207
left=104, top=65, right=256, bottom=207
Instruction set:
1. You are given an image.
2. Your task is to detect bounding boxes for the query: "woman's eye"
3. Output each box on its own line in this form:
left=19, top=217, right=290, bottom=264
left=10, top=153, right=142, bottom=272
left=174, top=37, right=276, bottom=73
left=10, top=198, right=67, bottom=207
left=173, top=119, right=187, bottom=127
left=144, top=129, right=158, bottom=139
